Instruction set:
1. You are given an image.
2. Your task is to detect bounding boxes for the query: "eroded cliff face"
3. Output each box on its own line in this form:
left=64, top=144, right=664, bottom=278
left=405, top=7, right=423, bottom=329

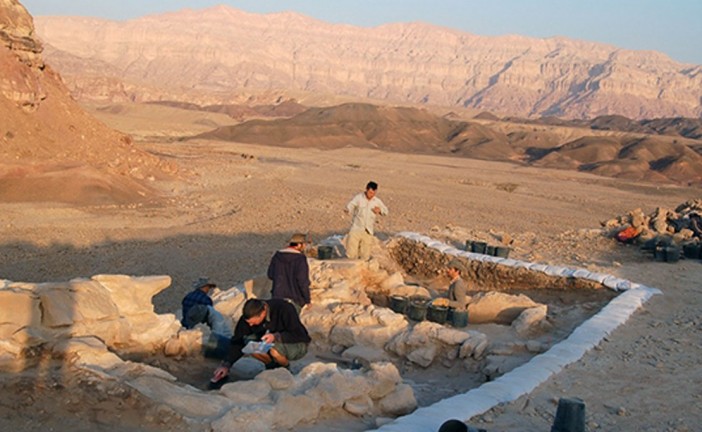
left=0, top=0, right=176, bottom=204
left=33, top=6, right=702, bottom=120
left=0, top=0, right=45, bottom=110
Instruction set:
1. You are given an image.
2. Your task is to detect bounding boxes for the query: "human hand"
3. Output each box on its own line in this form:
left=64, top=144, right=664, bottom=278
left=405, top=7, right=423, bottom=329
left=372, top=206, right=381, bottom=215
left=261, top=332, right=275, bottom=344
left=212, top=366, right=229, bottom=382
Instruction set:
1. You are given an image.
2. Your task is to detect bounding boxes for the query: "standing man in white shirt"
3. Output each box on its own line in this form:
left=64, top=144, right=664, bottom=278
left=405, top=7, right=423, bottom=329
left=345, top=181, right=389, bottom=260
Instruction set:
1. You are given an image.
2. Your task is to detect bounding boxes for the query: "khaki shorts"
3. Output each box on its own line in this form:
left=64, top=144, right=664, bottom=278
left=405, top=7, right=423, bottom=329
left=274, top=341, right=308, bottom=361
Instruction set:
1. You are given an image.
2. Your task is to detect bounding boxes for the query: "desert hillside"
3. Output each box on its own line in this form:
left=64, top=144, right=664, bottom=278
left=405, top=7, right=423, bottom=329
left=33, top=5, right=702, bottom=120
left=0, top=0, right=176, bottom=204
left=189, top=103, right=702, bottom=186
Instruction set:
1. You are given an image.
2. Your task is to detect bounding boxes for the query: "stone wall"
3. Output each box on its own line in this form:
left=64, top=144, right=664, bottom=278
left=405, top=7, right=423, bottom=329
left=389, top=237, right=604, bottom=292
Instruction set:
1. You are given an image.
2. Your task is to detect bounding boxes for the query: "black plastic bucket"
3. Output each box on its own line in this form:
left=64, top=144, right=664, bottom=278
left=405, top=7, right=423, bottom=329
left=654, top=245, right=667, bottom=262
left=407, top=296, right=430, bottom=321
left=389, top=295, right=409, bottom=314
left=486, top=245, right=495, bottom=256
left=683, top=243, right=701, bottom=259
left=448, top=309, right=469, bottom=328
left=494, top=246, right=510, bottom=258
left=426, top=304, right=448, bottom=324
left=465, top=240, right=474, bottom=251
left=664, top=246, right=680, bottom=263
left=317, top=245, right=333, bottom=260
left=551, top=397, right=586, bottom=432
left=471, top=241, right=487, bottom=254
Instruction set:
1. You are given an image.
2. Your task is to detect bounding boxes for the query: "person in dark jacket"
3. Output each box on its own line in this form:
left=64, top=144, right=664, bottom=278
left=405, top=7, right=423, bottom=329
left=209, top=298, right=311, bottom=388
left=181, top=277, right=215, bottom=328
left=267, top=233, right=311, bottom=310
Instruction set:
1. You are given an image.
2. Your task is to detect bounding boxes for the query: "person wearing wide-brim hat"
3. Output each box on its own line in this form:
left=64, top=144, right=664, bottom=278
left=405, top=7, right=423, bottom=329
left=181, top=277, right=216, bottom=328
left=267, top=233, right=311, bottom=311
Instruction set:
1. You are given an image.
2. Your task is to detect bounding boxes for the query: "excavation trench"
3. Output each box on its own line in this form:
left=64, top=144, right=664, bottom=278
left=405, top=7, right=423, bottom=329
left=121, top=234, right=619, bottom=430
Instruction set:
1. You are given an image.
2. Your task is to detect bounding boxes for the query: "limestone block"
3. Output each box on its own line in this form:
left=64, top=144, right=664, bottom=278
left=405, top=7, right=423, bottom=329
left=435, top=326, right=471, bottom=345
left=211, top=287, right=246, bottom=322
left=467, top=292, right=540, bottom=324
left=372, top=307, right=409, bottom=328
left=211, top=404, right=274, bottom=432
left=70, top=317, right=131, bottom=347
left=0, top=289, right=40, bottom=327
left=406, top=321, right=440, bottom=345
left=316, top=284, right=370, bottom=305
left=39, top=280, right=119, bottom=327
left=221, top=379, right=271, bottom=404
left=407, top=343, right=438, bottom=367
left=163, top=328, right=204, bottom=357
left=473, top=338, right=489, bottom=359
left=446, top=346, right=460, bottom=361
left=367, top=362, right=402, bottom=399
left=92, top=275, right=171, bottom=316
left=255, top=367, right=295, bottom=390
left=385, top=331, right=411, bottom=357
left=331, top=324, right=404, bottom=350
left=163, top=337, right=183, bottom=357
left=297, top=361, right=339, bottom=381
left=347, top=308, right=378, bottom=326
left=512, top=305, right=548, bottom=336
left=51, top=337, right=124, bottom=371
left=378, top=383, right=417, bottom=416
left=127, top=376, right=232, bottom=419
left=126, top=313, right=181, bottom=349
left=273, top=394, right=320, bottom=429
left=344, top=394, right=374, bottom=417
left=306, top=371, right=370, bottom=409
left=458, top=331, right=489, bottom=359
left=329, top=325, right=359, bottom=347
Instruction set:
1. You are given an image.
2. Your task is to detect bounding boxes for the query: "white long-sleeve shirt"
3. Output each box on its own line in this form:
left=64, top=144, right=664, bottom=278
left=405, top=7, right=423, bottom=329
left=346, top=192, right=388, bottom=235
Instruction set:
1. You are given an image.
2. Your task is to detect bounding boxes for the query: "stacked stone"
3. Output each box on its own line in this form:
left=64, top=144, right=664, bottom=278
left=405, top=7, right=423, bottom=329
left=602, top=199, right=702, bottom=258
left=0, top=275, right=183, bottom=369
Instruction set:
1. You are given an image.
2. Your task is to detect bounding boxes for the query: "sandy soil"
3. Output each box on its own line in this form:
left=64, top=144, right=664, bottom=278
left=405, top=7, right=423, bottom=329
left=1, top=134, right=700, bottom=431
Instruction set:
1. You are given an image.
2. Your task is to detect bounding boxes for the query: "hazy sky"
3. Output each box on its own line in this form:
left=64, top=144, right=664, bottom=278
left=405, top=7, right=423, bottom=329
left=20, top=0, right=702, bottom=65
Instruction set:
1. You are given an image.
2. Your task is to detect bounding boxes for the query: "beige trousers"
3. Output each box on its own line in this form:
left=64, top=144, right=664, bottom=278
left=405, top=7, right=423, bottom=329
left=346, top=229, right=373, bottom=260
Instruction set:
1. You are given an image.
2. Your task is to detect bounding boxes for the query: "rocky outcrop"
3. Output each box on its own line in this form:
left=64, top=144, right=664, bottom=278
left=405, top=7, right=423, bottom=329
left=0, top=0, right=177, bottom=204
left=33, top=5, right=702, bottom=119
left=0, top=0, right=44, bottom=110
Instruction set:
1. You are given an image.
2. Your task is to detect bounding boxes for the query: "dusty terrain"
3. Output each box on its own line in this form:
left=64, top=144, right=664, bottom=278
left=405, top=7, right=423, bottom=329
left=2, top=3, right=701, bottom=429
left=1, top=103, right=701, bottom=430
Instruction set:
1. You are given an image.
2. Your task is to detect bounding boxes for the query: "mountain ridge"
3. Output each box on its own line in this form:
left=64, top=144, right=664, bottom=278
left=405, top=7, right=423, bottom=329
left=33, top=5, right=702, bottom=120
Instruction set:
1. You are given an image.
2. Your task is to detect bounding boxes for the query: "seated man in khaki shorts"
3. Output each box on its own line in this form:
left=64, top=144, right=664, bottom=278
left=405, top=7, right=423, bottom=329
left=210, top=298, right=311, bottom=388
